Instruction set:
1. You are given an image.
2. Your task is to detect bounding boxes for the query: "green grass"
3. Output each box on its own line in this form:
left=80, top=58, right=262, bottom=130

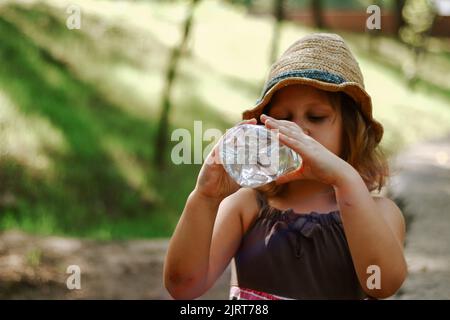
left=0, top=8, right=200, bottom=240
left=0, top=0, right=449, bottom=239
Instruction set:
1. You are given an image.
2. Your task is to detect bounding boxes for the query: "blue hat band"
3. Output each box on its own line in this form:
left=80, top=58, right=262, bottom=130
left=257, top=69, right=347, bottom=104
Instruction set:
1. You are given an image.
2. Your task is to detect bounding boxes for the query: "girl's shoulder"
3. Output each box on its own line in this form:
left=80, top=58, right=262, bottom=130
left=220, top=188, right=260, bottom=234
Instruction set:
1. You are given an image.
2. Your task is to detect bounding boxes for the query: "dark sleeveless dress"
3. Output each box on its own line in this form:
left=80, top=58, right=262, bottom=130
left=230, top=191, right=367, bottom=300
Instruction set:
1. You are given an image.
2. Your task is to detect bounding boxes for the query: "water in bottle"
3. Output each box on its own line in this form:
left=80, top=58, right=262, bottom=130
left=219, top=124, right=302, bottom=188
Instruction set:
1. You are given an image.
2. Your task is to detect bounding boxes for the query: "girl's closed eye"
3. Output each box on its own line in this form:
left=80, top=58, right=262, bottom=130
left=308, top=114, right=328, bottom=123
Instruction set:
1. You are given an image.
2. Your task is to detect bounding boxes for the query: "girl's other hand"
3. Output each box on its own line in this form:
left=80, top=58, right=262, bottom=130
left=195, top=118, right=258, bottom=200
left=260, top=114, right=349, bottom=186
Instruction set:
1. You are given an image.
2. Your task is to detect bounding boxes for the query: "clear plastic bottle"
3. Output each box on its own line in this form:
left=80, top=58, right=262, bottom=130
left=219, top=124, right=302, bottom=188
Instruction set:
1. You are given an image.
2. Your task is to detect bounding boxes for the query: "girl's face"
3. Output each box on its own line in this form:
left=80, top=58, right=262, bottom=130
left=267, top=84, right=343, bottom=157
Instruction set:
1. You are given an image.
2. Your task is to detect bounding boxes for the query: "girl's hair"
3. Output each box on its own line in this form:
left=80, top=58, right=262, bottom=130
left=256, top=91, right=389, bottom=197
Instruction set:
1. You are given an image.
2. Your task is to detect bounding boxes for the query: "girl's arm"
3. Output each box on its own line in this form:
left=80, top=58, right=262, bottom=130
left=262, top=114, right=407, bottom=299
left=163, top=118, right=259, bottom=299
left=163, top=189, right=223, bottom=299
left=163, top=188, right=257, bottom=299
left=333, top=164, right=407, bottom=299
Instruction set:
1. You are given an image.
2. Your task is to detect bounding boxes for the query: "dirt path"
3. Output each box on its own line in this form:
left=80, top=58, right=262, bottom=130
left=0, top=230, right=230, bottom=299
left=389, top=134, right=450, bottom=299
left=1, top=135, right=449, bottom=299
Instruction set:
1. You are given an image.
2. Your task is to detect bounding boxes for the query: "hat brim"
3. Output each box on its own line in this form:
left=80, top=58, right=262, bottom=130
left=242, top=77, right=384, bottom=144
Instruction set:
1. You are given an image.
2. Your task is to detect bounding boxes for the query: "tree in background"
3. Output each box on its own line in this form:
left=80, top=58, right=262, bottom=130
left=269, top=0, right=286, bottom=64
left=400, top=0, right=437, bottom=86
left=394, top=0, right=407, bottom=37
left=311, top=0, right=324, bottom=29
left=154, top=0, right=201, bottom=168
left=226, top=0, right=254, bottom=10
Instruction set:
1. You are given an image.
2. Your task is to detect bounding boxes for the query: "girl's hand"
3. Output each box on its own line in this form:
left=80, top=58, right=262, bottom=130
left=195, top=118, right=258, bottom=200
left=260, top=114, right=348, bottom=186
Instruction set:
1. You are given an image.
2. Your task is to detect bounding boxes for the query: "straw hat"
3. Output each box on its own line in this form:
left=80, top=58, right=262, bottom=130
left=243, top=33, right=383, bottom=144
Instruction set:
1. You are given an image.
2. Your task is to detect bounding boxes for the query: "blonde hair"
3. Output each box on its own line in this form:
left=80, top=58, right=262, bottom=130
left=256, top=91, right=389, bottom=197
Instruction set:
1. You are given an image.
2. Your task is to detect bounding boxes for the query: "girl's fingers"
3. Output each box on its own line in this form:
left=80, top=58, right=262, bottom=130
left=269, top=124, right=298, bottom=142
left=278, top=132, right=303, bottom=153
left=260, top=114, right=269, bottom=122
left=239, top=118, right=257, bottom=125
left=261, top=114, right=292, bottom=126
left=264, top=118, right=293, bottom=136
left=261, top=115, right=286, bottom=126
left=262, top=115, right=305, bottom=135
left=277, top=124, right=297, bottom=137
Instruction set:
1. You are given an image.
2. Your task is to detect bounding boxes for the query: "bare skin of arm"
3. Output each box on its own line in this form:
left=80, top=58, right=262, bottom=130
left=163, top=188, right=257, bottom=299
left=263, top=114, right=407, bottom=299
left=163, top=119, right=259, bottom=299
left=333, top=164, right=407, bottom=299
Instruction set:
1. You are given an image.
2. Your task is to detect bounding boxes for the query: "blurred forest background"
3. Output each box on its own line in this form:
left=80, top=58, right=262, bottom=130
left=0, top=0, right=449, bottom=299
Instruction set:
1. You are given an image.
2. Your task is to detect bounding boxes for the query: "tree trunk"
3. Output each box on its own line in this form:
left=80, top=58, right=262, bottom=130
left=154, top=0, right=200, bottom=168
left=269, top=0, right=285, bottom=64
left=394, top=0, right=406, bottom=37
left=368, top=0, right=382, bottom=54
left=311, top=0, right=324, bottom=29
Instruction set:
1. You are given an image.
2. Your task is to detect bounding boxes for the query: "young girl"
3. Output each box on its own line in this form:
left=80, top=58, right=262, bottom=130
left=163, top=33, right=407, bottom=300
